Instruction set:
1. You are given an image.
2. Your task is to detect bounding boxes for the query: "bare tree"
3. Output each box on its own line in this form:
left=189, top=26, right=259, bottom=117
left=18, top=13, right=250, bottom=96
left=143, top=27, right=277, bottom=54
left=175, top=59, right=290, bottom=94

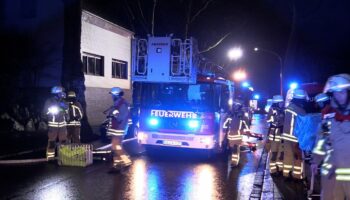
left=199, top=32, right=231, bottom=54
left=151, top=0, right=157, bottom=36
left=185, top=0, right=214, bottom=38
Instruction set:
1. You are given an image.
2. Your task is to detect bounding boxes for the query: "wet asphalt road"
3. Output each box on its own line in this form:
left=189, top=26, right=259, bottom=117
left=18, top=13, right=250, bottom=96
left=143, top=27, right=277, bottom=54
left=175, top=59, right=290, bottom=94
left=0, top=115, right=308, bottom=200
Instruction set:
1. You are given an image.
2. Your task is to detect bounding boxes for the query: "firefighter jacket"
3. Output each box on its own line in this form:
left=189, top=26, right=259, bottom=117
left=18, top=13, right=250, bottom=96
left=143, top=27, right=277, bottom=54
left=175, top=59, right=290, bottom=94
left=67, top=101, right=83, bottom=126
left=312, top=105, right=333, bottom=176
left=226, top=113, right=242, bottom=144
left=326, top=104, right=350, bottom=181
left=267, top=106, right=285, bottom=127
left=281, top=102, right=306, bottom=143
left=267, top=106, right=285, bottom=142
left=107, top=97, right=130, bottom=136
left=43, top=97, right=69, bottom=128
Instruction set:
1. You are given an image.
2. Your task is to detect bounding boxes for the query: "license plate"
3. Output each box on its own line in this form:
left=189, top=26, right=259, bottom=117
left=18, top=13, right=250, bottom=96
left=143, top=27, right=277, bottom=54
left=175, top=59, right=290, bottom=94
left=163, top=140, right=182, bottom=146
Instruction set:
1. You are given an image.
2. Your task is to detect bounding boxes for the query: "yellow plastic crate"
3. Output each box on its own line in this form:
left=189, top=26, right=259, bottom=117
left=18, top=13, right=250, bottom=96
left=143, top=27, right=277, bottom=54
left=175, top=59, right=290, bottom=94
left=58, top=144, right=93, bottom=167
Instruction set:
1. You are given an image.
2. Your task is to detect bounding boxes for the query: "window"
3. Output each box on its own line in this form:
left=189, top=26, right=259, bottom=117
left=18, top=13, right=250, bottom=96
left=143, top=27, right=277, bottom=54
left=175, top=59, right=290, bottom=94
left=82, top=52, right=104, bottom=76
left=20, top=0, right=37, bottom=19
left=112, top=59, right=128, bottom=79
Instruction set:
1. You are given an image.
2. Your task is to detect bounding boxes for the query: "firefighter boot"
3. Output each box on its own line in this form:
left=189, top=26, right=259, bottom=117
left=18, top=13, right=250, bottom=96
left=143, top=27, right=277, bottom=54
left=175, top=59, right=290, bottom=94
left=46, top=141, right=56, bottom=161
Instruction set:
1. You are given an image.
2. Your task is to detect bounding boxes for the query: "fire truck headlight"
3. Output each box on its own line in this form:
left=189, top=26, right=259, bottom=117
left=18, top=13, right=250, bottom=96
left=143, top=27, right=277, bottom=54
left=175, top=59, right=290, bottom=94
left=48, top=106, right=59, bottom=115
left=148, top=118, right=159, bottom=127
left=188, top=120, right=200, bottom=129
left=138, top=132, right=144, bottom=140
left=200, top=137, right=212, bottom=145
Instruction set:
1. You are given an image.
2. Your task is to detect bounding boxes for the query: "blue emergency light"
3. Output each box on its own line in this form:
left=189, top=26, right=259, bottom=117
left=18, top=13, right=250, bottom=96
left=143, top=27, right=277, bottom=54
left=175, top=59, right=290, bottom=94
left=242, top=82, right=250, bottom=88
left=290, top=82, right=298, bottom=89
left=188, top=119, right=200, bottom=129
left=148, top=118, right=159, bottom=127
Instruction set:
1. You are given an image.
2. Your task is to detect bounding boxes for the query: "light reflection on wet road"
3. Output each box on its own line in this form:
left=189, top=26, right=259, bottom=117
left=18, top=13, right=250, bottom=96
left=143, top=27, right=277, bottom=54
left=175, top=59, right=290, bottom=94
left=0, top=114, right=269, bottom=200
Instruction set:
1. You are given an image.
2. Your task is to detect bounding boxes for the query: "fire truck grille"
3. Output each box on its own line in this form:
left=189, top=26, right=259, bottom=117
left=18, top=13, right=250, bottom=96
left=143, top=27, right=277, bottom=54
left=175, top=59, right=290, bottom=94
left=152, top=134, right=194, bottom=141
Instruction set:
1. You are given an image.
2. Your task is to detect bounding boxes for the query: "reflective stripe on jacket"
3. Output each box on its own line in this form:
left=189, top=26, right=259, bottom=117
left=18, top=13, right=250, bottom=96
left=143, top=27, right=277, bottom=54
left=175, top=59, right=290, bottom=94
left=42, top=97, right=68, bottom=127
left=67, top=101, right=83, bottom=126
left=281, top=103, right=306, bottom=143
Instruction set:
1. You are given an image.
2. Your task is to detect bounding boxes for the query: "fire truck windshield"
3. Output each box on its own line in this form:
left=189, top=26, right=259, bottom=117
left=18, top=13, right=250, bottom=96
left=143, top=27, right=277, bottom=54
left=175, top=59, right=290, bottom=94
left=140, top=82, right=215, bottom=111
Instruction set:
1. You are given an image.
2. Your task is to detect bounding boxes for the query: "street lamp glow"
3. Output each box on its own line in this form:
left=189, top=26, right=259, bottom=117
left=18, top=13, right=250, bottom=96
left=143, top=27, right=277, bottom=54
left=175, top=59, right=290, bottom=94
left=254, top=47, right=259, bottom=51
left=227, top=47, right=243, bottom=61
left=290, top=82, right=298, bottom=89
left=242, top=81, right=250, bottom=88
left=233, top=69, right=247, bottom=82
left=253, top=94, right=260, bottom=100
left=248, top=87, right=254, bottom=91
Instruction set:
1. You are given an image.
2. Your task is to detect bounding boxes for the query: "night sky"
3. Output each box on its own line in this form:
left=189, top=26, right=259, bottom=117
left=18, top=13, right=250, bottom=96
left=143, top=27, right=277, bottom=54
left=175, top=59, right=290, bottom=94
left=84, top=0, right=350, bottom=97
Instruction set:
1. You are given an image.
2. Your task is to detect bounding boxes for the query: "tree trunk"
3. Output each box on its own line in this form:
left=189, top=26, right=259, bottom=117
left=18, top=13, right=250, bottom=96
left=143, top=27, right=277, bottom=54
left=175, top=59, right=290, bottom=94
left=62, top=0, right=93, bottom=140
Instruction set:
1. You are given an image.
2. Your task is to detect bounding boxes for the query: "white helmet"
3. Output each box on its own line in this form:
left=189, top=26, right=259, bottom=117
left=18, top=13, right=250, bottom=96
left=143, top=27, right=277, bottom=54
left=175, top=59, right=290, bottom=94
left=292, top=89, right=308, bottom=100
left=110, top=87, right=123, bottom=96
left=323, top=74, right=350, bottom=93
left=315, top=93, right=329, bottom=103
left=272, top=95, right=284, bottom=103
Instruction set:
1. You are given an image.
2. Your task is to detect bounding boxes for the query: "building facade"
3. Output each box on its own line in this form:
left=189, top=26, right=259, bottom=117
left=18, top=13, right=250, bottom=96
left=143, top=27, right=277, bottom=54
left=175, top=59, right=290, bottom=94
left=81, top=10, right=134, bottom=129
left=1, top=0, right=133, bottom=134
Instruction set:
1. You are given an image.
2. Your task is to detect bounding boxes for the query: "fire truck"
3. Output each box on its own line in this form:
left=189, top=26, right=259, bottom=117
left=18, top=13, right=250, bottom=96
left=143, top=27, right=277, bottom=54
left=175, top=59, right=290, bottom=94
left=130, top=36, right=234, bottom=154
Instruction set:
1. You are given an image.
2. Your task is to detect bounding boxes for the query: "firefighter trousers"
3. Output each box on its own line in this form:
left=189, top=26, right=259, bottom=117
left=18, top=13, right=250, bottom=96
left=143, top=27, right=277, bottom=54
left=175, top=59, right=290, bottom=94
left=268, top=127, right=284, bottom=174
left=231, top=144, right=240, bottom=167
left=47, top=126, right=67, bottom=160
left=111, top=135, right=132, bottom=167
left=321, top=175, right=335, bottom=200
left=333, top=180, right=350, bottom=200
left=67, top=125, right=81, bottom=143
left=269, top=141, right=284, bottom=174
left=283, top=141, right=303, bottom=179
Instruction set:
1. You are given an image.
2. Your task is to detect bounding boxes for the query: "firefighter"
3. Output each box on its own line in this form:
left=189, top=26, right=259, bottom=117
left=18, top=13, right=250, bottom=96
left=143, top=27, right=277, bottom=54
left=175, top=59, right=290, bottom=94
left=43, top=86, right=69, bottom=161
left=227, top=99, right=246, bottom=167
left=322, top=74, right=350, bottom=199
left=266, top=95, right=285, bottom=175
left=281, top=89, right=308, bottom=180
left=66, top=91, right=83, bottom=143
left=107, top=87, right=132, bottom=172
left=311, top=92, right=333, bottom=199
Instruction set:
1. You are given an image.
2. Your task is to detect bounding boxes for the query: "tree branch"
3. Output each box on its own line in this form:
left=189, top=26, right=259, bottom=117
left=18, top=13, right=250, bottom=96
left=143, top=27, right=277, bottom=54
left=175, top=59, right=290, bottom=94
left=137, top=0, right=146, bottom=21
left=151, top=0, right=157, bottom=36
left=190, top=0, right=214, bottom=24
left=199, top=32, right=231, bottom=54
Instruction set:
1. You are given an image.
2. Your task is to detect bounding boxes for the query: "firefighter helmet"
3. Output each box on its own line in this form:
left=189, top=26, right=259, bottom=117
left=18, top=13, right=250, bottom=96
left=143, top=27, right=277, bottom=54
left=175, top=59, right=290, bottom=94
left=67, top=91, right=76, bottom=98
left=292, top=89, right=308, bottom=100
left=323, top=74, right=350, bottom=93
left=51, top=86, right=64, bottom=94
left=272, top=95, right=284, bottom=103
left=110, top=87, right=124, bottom=96
left=315, top=93, right=329, bottom=103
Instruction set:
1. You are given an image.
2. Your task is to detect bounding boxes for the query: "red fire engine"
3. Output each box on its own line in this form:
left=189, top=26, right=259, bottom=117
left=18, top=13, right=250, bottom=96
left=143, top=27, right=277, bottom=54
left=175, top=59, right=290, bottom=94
left=130, top=36, right=234, bottom=154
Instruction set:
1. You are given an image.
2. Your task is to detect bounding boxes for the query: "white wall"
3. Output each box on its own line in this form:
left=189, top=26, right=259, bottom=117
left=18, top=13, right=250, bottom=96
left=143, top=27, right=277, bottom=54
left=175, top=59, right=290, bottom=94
left=81, top=12, right=133, bottom=90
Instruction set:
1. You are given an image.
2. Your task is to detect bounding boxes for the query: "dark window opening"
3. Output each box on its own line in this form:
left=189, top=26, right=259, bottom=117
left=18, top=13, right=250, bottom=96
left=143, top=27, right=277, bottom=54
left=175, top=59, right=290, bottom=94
left=112, top=59, right=128, bottom=79
left=82, top=52, right=104, bottom=76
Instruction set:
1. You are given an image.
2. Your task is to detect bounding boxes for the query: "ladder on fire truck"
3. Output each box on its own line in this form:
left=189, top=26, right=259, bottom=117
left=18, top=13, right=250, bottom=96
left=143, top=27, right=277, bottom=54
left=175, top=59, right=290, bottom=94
left=132, top=36, right=198, bottom=83
left=131, top=36, right=228, bottom=83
